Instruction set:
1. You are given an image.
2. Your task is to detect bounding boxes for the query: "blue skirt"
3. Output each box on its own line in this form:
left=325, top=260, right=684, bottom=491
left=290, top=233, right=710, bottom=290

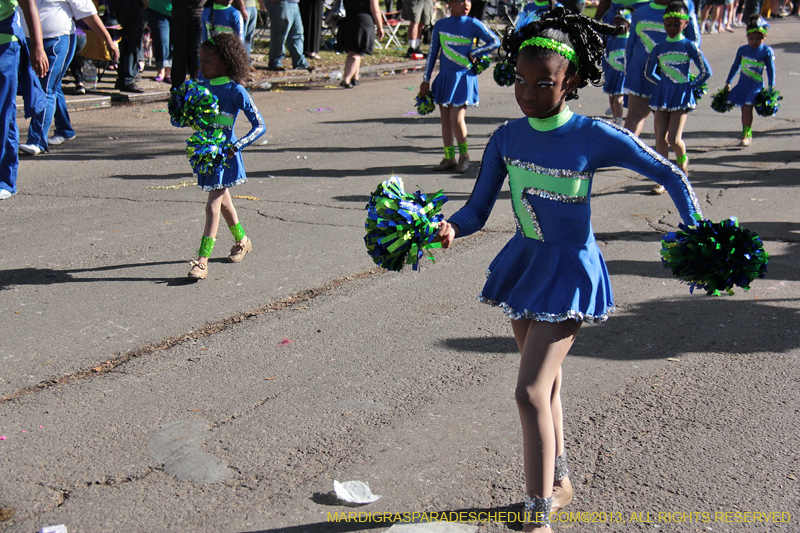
left=479, top=232, right=615, bottom=323
left=196, top=151, right=247, bottom=191
left=727, top=81, right=762, bottom=107
left=431, top=68, right=479, bottom=107
left=649, top=82, right=696, bottom=111
left=603, top=69, right=625, bottom=96
left=622, top=57, right=656, bottom=98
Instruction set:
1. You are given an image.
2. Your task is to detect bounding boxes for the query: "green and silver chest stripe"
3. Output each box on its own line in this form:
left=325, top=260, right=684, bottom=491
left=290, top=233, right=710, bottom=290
left=440, top=32, right=473, bottom=68
left=658, top=52, right=690, bottom=84
left=741, top=57, right=765, bottom=82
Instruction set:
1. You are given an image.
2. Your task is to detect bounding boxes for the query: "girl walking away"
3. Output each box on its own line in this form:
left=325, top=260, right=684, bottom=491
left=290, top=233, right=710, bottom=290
left=186, top=33, right=265, bottom=279
left=644, top=1, right=711, bottom=186
left=435, top=8, right=702, bottom=531
left=602, top=7, right=632, bottom=126
left=418, top=0, right=500, bottom=173
left=724, top=16, right=775, bottom=146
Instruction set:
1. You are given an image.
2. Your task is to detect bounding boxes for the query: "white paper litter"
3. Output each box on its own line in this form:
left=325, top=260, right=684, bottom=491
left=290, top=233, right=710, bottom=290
left=333, top=480, right=381, bottom=504
left=38, top=526, right=68, bottom=533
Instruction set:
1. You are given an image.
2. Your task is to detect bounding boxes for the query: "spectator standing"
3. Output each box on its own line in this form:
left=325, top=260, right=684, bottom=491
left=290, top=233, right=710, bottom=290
left=202, top=0, right=244, bottom=42
left=268, top=0, right=313, bottom=70
left=299, top=0, right=322, bottom=59
left=109, top=0, right=146, bottom=92
left=19, top=0, right=119, bottom=155
left=337, top=0, right=382, bottom=86
left=170, top=0, right=203, bottom=88
left=243, top=0, right=263, bottom=64
left=146, top=0, right=171, bottom=81
left=403, top=0, right=432, bottom=57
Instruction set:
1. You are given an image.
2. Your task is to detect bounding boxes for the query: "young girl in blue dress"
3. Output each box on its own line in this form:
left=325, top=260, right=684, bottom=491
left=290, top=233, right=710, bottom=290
left=436, top=8, right=702, bottom=530
left=644, top=1, right=711, bottom=178
left=602, top=7, right=632, bottom=126
left=417, top=0, right=500, bottom=174
left=186, top=33, right=265, bottom=280
left=724, top=15, right=775, bottom=146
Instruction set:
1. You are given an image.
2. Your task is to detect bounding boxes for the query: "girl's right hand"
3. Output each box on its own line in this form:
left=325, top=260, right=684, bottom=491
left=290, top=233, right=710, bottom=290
left=724, top=83, right=730, bottom=91
left=418, top=81, right=430, bottom=98
left=435, top=220, right=457, bottom=248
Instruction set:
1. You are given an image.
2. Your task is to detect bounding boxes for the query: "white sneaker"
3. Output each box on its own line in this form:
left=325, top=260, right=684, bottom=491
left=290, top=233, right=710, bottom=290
left=18, top=143, right=42, bottom=155
left=48, top=135, right=76, bottom=145
left=0, top=189, right=13, bottom=200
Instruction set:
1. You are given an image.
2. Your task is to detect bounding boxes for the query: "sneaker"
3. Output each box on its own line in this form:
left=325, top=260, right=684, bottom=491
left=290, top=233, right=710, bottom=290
left=0, top=189, right=13, bottom=200
left=48, top=134, right=76, bottom=146
left=650, top=184, right=666, bottom=195
left=18, top=143, right=42, bottom=155
left=227, top=236, right=252, bottom=263
left=116, top=83, right=145, bottom=93
left=75, top=82, right=86, bottom=95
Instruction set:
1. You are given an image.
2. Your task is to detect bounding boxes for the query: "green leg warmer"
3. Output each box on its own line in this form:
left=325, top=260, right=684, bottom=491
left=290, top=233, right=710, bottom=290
left=443, top=146, right=456, bottom=159
left=457, top=142, right=468, bottom=155
left=229, top=222, right=246, bottom=242
left=676, top=154, right=689, bottom=165
left=198, top=236, right=216, bottom=258
left=743, top=126, right=753, bottom=139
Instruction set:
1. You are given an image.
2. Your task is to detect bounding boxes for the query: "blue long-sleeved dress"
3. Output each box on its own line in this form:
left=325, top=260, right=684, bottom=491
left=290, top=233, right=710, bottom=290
left=423, top=15, right=500, bottom=107
left=447, top=107, right=702, bottom=323
left=725, top=43, right=776, bottom=107
left=645, top=34, right=711, bottom=111
left=624, top=1, right=700, bottom=98
left=201, top=4, right=244, bottom=43
left=603, top=32, right=628, bottom=96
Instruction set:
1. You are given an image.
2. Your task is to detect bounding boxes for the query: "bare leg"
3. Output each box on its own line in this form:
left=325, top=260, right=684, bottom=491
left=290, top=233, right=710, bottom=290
left=440, top=105, right=454, bottom=147
left=343, top=52, right=361, bottom=84
left=610, top=95, right=624, bottom=122
left=511, top=319, right=582, bottom=532
left=666, top=110, right=689, bottom=172
left=190, top=189, right=226, bottom=275
left=450, top=105, right=467, bottom=144
left=742, top=105, right=754, bottom=130
left=624, top=95, right=652, bottom=137
left=653, top=110, right=671, bottom=159
left=219, top=188, right=240, bottom=228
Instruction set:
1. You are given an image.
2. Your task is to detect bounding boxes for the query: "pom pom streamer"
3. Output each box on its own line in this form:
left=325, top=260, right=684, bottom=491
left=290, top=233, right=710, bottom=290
left=710, top=87, right=734, bottom=113
left=472, top=55, right=492, bottom=75
left=186, top=129, right=232, bottom=177
left=493, top=62, right=516, bottom=87
left=169, top=80, right=220, bottom=131
left=661, top=217, right=769, bottom=296
left=689, top=74, right=708, bottom=102
left=364, top=177, right=448, bottom=271
left=415, top=93, right=436, bottom=116
left=754, top=87, right=782, bottom=117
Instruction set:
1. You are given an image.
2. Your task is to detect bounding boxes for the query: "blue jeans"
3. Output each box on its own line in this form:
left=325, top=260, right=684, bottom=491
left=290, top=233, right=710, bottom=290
left=26, top=33, right=76, bottom=150
left=244, top=6, right=258, bottom=60
left=147, top=9, right=172, bottom=69
left=268, top=1, right=308, bottom=68
left=0, top=40, right=20, bottom=194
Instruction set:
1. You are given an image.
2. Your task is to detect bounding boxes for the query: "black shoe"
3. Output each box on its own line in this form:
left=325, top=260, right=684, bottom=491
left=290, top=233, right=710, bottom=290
left=303, top=65, right=316, bottom=72
left=340, top=80, right=354, bottom=89
left=269, top=66, right=287, bottom=71
left=351, top=78, right=360, bottom=86
left=414, top=48, right=426, bottom=58
left=116, top=83, right=145, bottom=93
left=405, top=47, right=416, bottom=58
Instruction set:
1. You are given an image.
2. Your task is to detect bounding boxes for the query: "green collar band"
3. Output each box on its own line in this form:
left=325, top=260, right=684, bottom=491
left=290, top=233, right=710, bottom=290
left=528, top=106, right=573, bottom=131
left=534, top=0, right=549, bottom=5
left=665, top=34, right=684, bottom=41
left=520, top=36, right=580, bottom=69
left=650, top=2, right=667, bottom=9
left=747, top=27, right=767, bottom=34
left=210, top=76, right=231, bottom=85
left=663, top=11, right=689, bottom=18
left=213, top=3, right=230, bottom=8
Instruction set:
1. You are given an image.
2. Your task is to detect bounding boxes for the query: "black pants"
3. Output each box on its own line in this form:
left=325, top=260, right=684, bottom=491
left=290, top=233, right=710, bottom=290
left=110, top=0, right=146, bottom=86
left=742, top=0, right=763, bottom=21
left=170, top=8, right=202, bottom=89
left=468, top=0, right=487, bottom=20
left=299, top=0, right=324, bottom=55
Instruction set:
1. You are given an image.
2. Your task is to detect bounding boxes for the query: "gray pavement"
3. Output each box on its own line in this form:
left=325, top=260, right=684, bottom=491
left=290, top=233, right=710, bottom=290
left=1, top=19, right=799, bottom=533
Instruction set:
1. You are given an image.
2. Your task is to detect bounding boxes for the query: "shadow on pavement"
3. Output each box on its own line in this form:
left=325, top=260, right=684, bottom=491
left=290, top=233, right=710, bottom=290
left=0, top=260, right=188, bottom=290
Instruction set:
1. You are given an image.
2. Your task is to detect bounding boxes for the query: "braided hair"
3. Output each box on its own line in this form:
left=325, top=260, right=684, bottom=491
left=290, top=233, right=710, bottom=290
left=201, top=33, right=250, bottom=85
left=499, top=7, right=622, bottom=99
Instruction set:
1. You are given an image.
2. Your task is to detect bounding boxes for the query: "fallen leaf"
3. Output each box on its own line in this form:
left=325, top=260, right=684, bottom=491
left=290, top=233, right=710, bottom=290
left=667, top=358, right=680, bottom=362
left=293, top=306, right=308, bottom=310
left=266, top=377, right=278, bottom=380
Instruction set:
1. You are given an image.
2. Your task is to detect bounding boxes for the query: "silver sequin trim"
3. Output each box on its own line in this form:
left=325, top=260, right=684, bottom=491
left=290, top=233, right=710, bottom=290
left=197, top=175, right=247, bottom=192
left=505, top=157, right=591, bottom=180
left=233, top=93, right=266, bottom=151
left=554, top=452, right=569, bottom=481
left=478, top=294, right=615, bottom=324
left=517, top=187, right=544, bottom=240
left=524, top=495, right=552, bottom=527
left=438, top=101, right=479, bottom=108
left=648, top=103, right=697, bottom=112
left=622, top=87, right=652, bottom=98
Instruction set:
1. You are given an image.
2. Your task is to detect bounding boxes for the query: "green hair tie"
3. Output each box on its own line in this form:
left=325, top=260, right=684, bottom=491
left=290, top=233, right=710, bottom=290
left=747, top=26, right=767, bottom=34
left=663, top=11, right=690, bottom=19
left=520, top=36, right=580, bottom=69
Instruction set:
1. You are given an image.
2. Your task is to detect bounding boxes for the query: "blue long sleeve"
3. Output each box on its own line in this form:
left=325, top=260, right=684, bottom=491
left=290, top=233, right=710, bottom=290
left=423, top=24, right=441, bottom=82
left=690, top=44, right=711, bottom=89
left=232, top=85, right=265, bottom=151
left=725, top=46, right=743, bottom=84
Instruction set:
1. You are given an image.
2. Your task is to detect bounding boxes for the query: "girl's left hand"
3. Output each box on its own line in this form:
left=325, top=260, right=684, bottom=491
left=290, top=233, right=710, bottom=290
left=226, top=147, right=237, bottom=159
left=435, top=220, right=457, bottom=248
left=418, top=81, right=430, bottom=98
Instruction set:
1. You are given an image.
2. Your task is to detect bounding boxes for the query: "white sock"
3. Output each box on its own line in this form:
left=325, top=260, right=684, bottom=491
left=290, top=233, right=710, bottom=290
left=409, top=39, right=420, bottom=49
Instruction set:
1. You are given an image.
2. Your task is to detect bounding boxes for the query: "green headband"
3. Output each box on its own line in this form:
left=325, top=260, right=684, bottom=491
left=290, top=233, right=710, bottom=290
left=747, top=26, right=767, bottom=34
left=520, top=36, right=580, bottom=69
left=663, top=11, right=690, bottom=19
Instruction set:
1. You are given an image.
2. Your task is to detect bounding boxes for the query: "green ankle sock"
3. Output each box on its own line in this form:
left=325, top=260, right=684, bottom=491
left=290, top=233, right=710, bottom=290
left=229, top=222, right=245, bottom=242
left=198, top=236, right=216, bottom=258
left=743, top=126, right=753, bottom=139
left=458, top=142, right=468, bottom=155
left=443, top=145, right=456, bottom=159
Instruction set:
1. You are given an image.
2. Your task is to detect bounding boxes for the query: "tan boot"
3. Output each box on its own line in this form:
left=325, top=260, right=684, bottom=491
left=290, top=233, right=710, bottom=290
left=455, top=153, right=470, bottom=173
left=650, top=184, right=666, bottom=195
left=433, top=158, right=457, bottom=171
left=228, top=235, right=252, bottom=263
left=188, top=260, right=208, bottom=280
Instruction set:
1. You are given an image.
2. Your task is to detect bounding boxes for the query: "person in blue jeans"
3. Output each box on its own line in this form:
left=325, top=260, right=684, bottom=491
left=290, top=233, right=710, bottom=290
left=18, top=0, right=119, bottom=155
left=267, top=0, right=314, bottom=70
left=146, top=0, right=172, bottom=82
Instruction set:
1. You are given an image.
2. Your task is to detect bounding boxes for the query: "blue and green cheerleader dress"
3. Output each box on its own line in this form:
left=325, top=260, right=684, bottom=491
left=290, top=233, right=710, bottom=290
left=423, top=16, right=500, bottom=107
left=725, top=43, right=776, bottom=107
left=645, top=34, right=711, bottom=111
left=447, top=107, right=702, bottom=323
left=603, top=31, right=628, bottom=96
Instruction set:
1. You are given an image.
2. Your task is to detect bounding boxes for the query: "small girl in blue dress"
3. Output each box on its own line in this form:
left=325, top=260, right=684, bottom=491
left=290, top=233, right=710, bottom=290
left=185, top=33, right=265, bottom=280
left=724, top=15, right=775, bottom=146
left=435, top=8, right=701, bottom=530
left=417, top=0, right=500, bottom=174
left=644, top=1, right=711, bottom=178
left=602, top=7, right=632, bottom=126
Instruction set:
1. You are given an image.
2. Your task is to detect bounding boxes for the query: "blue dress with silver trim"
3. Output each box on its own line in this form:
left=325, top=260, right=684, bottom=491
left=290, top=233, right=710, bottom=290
left=196, top=78, right=265, bottom=191
left=423, top=16, right=500, bottom=107
left=645, top=36, right=711, bottom=111
left=725, top=44, right=775, bottom=107
left=602, top=33, right=628, bottom=96
left=447, top=109, right=702, bottom=323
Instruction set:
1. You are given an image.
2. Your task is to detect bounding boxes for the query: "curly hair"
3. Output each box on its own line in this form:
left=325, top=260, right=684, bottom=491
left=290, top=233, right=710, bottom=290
left=201, top=33, right=250, bottom=85
left=499, top=7, right=622, bottom=99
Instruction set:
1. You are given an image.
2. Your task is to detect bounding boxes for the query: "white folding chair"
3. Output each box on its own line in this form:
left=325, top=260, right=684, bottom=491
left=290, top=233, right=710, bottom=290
left=380, top=11, right=405, bottom=49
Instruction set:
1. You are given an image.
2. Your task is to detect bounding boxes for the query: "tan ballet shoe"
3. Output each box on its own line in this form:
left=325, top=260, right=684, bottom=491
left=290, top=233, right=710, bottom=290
left=650, top=184, right=666, bottom=195
left=433, top=158, right=457, bottom=171
left=455, top=154, right=470, bottom=173
left=228, top=235, right=252, bottom=263
left=188, top=260, right=208, bottom=280
left=552, top=482, right=573, bottom=511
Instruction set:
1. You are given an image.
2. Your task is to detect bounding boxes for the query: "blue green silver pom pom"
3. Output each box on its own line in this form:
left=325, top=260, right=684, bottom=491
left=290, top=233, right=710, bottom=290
left=169, top=80, right=220, bottom=131
left=710, top=87, right=734, bottom=113
left=493, top=62, right=516, bottom=87
left=661, top=217, right=769, bottom=296
left=472, top=55, right=491, bottom=75
left=689, top=74, right=708, bottom=102
left=754, top=87, right=782, bottom=117
left=364, top=177, right=448, bottom=271
left=186, top=129, right=232, bottom=177
left=415, top=93, right=436, bottom=116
